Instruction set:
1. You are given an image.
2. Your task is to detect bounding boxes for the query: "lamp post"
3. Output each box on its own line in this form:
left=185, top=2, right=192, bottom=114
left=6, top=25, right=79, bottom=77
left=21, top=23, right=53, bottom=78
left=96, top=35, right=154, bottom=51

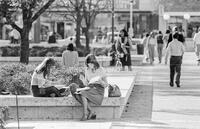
left=184, top=13, right=190, bottom=37
left=129, top=0, right=135, bottom=38
left=163, top=13, right=170, bottom=31
left=111, top=0, right=114, bottom=43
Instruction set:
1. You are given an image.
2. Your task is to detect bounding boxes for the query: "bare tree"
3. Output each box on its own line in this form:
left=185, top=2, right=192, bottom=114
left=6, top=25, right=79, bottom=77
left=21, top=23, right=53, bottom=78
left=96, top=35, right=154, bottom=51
left=83, top=0, right=111, bottom=51
left=55, top=0, right=85, bottom=48
left=0, top=0, right=55, bottom=64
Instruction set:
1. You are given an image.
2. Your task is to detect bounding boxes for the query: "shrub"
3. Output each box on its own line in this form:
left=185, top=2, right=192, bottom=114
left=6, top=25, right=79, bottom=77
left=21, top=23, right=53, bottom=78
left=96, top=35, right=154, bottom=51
left=0, top=63, right=35, bottom=95
left=92, top=47, right=109, bottom=56
left=0, top=45, right=110, bottom=57
left=50, top=64, right=85, bottom=86
left=0, top=62, right=85, bottom=95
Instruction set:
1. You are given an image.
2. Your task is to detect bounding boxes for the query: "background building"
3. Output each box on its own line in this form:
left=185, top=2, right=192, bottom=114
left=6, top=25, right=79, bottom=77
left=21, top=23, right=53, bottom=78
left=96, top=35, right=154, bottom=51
left=0, top=0, right=159, bottom=42
left=159, top=0, right=200, bottom=38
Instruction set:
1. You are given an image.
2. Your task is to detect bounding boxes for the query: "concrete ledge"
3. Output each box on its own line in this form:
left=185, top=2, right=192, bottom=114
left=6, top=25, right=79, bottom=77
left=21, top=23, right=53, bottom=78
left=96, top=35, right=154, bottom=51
left=0, top=75, right=136, bottom=120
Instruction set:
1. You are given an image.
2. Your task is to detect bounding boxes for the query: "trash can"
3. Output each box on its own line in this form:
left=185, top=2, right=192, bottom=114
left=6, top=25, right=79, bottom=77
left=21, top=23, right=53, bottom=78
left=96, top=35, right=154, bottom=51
left=137, top=44, right=144, bottom=55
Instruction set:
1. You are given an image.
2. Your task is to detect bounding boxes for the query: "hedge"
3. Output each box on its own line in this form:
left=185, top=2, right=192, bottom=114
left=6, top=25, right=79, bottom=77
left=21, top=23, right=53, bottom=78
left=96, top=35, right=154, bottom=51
left=0, top=63, right=85, bottom=95
left=0, top=46, right=110, bottom=57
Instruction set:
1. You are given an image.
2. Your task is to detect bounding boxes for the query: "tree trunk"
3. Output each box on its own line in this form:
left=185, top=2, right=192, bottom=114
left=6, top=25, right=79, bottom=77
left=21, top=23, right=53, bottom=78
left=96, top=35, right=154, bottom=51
left=85, top=27, right=90, bottom=52
left=20, top=24, right=31, bottom=64
left=75, top=13, right=82, bottom=48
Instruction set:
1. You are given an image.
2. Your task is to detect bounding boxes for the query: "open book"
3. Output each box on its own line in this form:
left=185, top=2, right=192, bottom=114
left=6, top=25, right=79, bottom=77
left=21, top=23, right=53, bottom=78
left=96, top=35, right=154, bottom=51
left=88, top=76, right=102, bottom=84
left=54, top=85, right=68, bottom=90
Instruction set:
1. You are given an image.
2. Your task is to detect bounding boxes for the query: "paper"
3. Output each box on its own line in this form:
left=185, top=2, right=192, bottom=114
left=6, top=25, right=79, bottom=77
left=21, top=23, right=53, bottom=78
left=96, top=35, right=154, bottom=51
left=89, top=76, right=102, bottom=84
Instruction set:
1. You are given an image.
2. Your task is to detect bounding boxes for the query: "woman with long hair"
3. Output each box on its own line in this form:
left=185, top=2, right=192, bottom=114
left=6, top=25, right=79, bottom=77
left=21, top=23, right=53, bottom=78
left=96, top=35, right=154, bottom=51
left=147, top=32, right=157, bottom=64
left=70, top=54, right=109, bottom=121
left=31, top=57, right=63, bottom=97
left=116, top=29, right=132, bottom=71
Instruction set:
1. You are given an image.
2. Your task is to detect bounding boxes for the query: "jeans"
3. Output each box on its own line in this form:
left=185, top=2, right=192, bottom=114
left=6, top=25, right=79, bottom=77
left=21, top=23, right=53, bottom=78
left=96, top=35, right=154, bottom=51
left=31, top=85, right=61, bottom=97
left=157, top=44, right=163, bottom=63
left=170, top=56, right=182, bottom=85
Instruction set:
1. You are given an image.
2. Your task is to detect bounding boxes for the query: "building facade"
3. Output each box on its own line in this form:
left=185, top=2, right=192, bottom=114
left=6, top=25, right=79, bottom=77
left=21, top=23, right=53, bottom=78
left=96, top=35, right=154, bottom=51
left=0, top=0, right=159, bottom=42
left=159, top=0, right=200, bottom=38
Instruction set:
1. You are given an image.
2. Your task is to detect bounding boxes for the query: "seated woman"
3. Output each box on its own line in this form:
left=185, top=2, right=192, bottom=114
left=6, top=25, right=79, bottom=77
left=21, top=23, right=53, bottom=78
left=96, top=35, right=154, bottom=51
left=31, top=57, right=65, bottom=97
left=70, top=54, right=109, bottom=121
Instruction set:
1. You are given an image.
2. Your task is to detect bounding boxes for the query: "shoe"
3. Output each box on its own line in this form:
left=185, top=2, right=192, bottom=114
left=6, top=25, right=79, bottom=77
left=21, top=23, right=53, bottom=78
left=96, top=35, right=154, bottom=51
left=169, top=82, right=174, bottom=87
left=80, top=115, right=87, bottom=121
left=175, top=82, right=181, bottom=88
left=197, top=59, right=200, bottom=61
left=176, top=83, right=181, bottom=88
left=87, top=112, right=96, bottom=120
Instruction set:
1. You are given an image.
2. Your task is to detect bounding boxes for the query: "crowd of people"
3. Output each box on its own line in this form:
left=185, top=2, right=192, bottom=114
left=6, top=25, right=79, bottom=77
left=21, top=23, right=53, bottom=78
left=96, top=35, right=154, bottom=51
left=141, top=26, right=186, bottom=87
left=142, top=27, right=185, bottom=65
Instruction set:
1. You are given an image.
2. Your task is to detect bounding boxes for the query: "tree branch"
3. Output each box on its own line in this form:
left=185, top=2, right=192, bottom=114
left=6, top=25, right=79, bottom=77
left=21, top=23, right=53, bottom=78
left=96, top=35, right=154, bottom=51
left=31, top=0, right=55, bottom=23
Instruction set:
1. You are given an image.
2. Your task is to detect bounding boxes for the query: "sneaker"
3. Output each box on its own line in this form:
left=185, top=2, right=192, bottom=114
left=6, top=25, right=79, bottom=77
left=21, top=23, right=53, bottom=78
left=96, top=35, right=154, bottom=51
left=176, top=83, right=181, bottom=88
left=175, top=82, right=181, bottom=87
left=197, top=59, right=200, bottom=61
left=169, top=82, right=174, bottom=87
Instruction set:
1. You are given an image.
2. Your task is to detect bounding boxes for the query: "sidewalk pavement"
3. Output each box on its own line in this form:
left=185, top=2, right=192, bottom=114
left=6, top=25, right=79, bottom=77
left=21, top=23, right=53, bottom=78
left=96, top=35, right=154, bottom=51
left=112, top=52, right=200, bottom=129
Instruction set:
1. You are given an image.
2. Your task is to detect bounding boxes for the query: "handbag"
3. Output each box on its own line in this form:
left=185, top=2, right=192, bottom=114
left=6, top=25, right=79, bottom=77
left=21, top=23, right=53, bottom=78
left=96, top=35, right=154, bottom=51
left=108, top=84, right=121, bottom=97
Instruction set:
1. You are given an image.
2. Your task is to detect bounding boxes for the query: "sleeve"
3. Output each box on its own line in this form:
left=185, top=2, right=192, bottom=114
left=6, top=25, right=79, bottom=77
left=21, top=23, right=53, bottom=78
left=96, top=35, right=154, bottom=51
left=166, top=43, right=171, bottom=55
left=193, top=34, right=196, bottom=41
left=62, top=52, right=66, bottom=66
left=35, top=74, right=46, bottom=88
left=100, top=67, right=109, bottom=87
left=84, top=68, right=90, bottom=83
left=182, top=44, right=185, bottom=54
left=146, top=37, right=150, bottom=45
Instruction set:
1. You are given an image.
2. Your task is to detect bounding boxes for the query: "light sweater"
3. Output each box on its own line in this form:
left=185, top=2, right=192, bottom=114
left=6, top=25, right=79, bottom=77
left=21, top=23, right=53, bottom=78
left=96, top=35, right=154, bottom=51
left=31, top=72, right=53, bottom=88
left=62, top=50, right=79, bottom=68
left=167, top=39, right=185, bottom=56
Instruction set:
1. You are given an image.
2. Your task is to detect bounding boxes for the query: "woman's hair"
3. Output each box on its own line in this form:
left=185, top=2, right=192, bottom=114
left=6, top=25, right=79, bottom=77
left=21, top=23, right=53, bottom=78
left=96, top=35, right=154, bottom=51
left=85, top=54, right=100, bottom=70
left=35, top=57, right=56, bottom=78
left=150, top=32, right=155, bottom=38
left=67, top=43, right=74, bottom=51
left=120, top=29, right=128, bottom=37
left=166, top=29, right=170, bottom=34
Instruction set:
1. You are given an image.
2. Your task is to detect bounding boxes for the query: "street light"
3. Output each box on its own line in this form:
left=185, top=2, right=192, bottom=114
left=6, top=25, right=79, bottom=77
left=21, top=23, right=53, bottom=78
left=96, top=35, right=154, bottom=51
left=111, top=0, right=114, bottom=43
left=163, top=13, right=170, bottom=31
left=184, top=13, right=190, bottom=20
left=129, top=0, right=135, bottom=38
left=184, top=13, right=190, bottom=37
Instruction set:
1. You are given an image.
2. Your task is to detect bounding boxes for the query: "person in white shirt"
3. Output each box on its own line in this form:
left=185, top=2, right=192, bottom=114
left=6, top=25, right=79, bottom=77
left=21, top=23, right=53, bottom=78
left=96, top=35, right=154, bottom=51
left=142, top=33, right=150, bottom=62
left=193, top=28, right=200, bottom=61
left=166, top=33, right=185, bottom=87
left=62, top=43, right=79, bottom=68
left=31, top=57, right=64, bottom=97
left=147, top=32, right=156, bottom=64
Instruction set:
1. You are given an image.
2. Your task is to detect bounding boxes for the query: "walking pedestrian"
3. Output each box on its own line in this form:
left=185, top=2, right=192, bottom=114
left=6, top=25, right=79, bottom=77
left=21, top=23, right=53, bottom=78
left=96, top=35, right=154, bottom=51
left=147, top=32, right=156, bottom=65
left=193, top=28, right=200, bottom=61
left=142, top=33, right=149, bottom=62
left=116, top=29, right=132, bottom=71
left=156, top=31, right=164, bottom=63
left=166, top=32, right=185, bottom=87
